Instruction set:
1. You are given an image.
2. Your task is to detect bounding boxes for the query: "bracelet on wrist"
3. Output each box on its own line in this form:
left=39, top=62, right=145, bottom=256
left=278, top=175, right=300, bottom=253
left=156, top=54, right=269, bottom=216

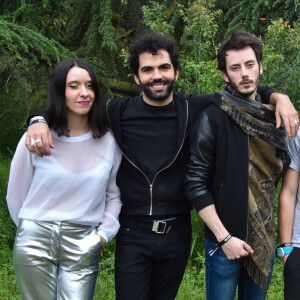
left=277, top=244, right=293, bottom=258
left=29, top=119, right=48, bottom=126
left=208, top=234, right=232, bottom=256
left=277, top=243, right=292, bottom=249
left=30, top=116, right=45, bottom=122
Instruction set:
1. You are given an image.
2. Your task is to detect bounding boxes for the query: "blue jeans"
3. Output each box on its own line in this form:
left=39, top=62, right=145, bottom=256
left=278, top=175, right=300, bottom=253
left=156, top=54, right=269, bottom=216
left=205, top=238, right=274, bottom=300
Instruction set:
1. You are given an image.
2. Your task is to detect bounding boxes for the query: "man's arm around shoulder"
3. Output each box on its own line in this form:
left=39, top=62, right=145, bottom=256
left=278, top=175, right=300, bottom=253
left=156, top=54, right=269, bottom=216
left=25, top=109, right=53, bottom=156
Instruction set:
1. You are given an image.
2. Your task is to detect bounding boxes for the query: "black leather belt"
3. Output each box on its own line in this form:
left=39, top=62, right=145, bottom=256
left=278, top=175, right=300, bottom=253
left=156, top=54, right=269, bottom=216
left=119, top=214, right=189, bottom=234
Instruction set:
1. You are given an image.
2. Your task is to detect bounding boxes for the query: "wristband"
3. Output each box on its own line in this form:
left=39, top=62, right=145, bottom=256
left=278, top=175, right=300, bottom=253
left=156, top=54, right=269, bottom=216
left=277, top=243, right=292, bottom=248
left=29, top=119, right=48, bottom=126
left=277, top=246, right=293, bottom=258
left=30, top=116, right=45, bottom=122
left=208, top=234, right=232, bottom=256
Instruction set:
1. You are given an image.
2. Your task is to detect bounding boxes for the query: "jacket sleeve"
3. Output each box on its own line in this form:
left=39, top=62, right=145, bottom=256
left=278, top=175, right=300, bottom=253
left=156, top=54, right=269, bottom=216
left=26, top=109, right=50, bottom=126
left=257, top=85, right=275, bottom=104
left=188, top=93, right=221, bottom=124
left=185, top=111, right=216, bottom=212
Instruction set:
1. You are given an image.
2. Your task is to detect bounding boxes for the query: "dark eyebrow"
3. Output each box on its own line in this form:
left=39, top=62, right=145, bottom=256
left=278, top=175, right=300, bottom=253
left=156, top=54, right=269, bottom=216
left=160, top=63, right=172, bottom=68
left=140, top=63, right=172, bottom=72
left=230, top=60, right=256, bottom=67
left=140, top=66, right=153, bottom=72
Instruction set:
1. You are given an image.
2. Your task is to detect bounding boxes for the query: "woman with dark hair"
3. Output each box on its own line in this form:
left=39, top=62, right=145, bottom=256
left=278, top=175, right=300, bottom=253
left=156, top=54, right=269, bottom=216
left=6, top=58, right=122, bottom=299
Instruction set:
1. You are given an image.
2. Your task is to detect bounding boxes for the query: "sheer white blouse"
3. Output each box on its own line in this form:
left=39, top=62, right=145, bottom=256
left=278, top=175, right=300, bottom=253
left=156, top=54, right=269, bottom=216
left=6, top=129, right=122, bottom=243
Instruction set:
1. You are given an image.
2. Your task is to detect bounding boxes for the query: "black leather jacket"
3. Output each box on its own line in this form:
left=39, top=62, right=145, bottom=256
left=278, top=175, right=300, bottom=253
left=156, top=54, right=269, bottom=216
left=185, top=99, right=252, bottom=243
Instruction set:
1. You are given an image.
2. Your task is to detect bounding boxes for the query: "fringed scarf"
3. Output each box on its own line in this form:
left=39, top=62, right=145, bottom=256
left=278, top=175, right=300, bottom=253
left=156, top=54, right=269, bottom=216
left=218, top=87, right=290, bottom=293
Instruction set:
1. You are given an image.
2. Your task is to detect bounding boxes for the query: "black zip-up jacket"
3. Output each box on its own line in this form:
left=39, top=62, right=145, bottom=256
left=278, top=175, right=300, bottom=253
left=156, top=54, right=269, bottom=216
left=107, top=92, right=219, bottom=216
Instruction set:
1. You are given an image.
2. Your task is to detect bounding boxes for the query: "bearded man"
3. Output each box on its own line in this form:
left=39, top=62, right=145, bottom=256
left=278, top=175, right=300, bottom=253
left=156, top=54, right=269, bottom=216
left=185, top=29, right=293, bottom=299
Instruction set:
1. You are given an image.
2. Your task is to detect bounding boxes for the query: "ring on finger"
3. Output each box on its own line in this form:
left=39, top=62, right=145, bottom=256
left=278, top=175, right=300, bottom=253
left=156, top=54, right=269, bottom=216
left=31, top=138, right=42, bottom=145
left=294, top=119, right=298, bottom=125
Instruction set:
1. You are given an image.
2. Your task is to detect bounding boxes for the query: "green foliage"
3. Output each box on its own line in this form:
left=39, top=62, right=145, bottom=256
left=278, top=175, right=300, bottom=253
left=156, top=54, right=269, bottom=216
left=1, top=0, right=71, bottom=43
left=261, top=19, right=300, bottom=110
left=270, top=0, right=299, bottom=27
left=0, top=20, right=73, bottom=153
left=80, top=0, right=132, bottom=91
left=0, top=154, right=19, bottom=299
left=224, top=0, right=270, bottom=35
left=178, top=0, right=223, bottom=94
left=0, top=18, right=72, bottom=106
left=180, top=0, right=221, bottom=58
left=12, top=3, right=44, bottom=31
left=0, top=153, right=15, bottom=246
left=84, top=0, right=103, bottom=58
left=219, top=0, right=300, bottom=37
left=99, top=0, right=117, bottom=51
left=0, top=20, right=71, bottom=64
left=0, top=0, right=21, bottom=15
left=64, top=0, right=92, bottom=48
left=142, top=1, right=175, bottom=34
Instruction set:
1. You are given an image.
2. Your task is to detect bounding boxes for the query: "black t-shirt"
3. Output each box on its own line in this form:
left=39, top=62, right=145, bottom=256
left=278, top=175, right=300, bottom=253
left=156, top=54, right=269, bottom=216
left=120, top=97, right=178, bottom=182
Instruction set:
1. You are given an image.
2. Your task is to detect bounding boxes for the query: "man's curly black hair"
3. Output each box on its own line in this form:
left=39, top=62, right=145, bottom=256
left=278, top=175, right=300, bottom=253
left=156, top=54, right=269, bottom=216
left=129, top=31, right=180, bottom=76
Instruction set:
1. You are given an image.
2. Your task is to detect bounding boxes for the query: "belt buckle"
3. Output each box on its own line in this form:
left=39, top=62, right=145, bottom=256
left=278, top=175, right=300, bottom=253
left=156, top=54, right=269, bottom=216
left=152, top=221, right=166, bottom=234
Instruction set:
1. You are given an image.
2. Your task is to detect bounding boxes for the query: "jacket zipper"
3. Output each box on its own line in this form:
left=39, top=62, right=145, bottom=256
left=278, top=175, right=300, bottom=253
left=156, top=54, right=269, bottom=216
left=147, top=100, right=189, bottom=214
left=106, top=99, right=189, bottom=216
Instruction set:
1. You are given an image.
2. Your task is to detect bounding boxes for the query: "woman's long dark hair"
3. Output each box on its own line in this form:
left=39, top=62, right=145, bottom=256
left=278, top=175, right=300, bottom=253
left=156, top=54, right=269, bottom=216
left=48, top=59, right=108, bottom=138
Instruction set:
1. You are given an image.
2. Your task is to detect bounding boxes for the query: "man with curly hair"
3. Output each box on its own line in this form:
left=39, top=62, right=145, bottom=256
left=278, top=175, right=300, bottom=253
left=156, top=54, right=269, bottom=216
left=25, top=31, right=297, bottom=300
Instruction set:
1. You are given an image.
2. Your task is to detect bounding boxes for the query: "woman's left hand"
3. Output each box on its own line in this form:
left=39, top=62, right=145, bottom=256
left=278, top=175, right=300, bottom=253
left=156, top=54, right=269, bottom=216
left=100, top=236, right=106, bottom=247
left=99, top=236, right=106, bottom=257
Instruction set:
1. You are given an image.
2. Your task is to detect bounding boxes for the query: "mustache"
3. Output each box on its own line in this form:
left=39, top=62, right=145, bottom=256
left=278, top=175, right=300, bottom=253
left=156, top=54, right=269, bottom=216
left=147, top=79, right=170, bottom=86
left=240, top=79, right=253, bottom=84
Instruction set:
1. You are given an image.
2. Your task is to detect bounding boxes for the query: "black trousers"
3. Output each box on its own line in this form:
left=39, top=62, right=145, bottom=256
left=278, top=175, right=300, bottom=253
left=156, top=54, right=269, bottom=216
left=115, top=215, right=192, bottom=300
left=284, top=247, right=300, bottom=300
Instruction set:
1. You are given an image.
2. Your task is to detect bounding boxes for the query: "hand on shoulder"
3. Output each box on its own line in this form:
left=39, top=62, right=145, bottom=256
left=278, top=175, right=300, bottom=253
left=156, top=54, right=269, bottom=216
left=25, top=122, right=53, bottom=157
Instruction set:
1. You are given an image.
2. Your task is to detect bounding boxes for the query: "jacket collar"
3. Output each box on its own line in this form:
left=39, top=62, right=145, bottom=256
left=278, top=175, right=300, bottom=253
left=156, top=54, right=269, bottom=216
left=173, top=92, right=189, bottom=150
left=106, top=93, right=189, bottom=162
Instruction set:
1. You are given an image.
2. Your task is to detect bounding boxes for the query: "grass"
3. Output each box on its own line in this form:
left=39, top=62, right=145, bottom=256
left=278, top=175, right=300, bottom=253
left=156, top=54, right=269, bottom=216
left=0, top=154, right=284, bottom=299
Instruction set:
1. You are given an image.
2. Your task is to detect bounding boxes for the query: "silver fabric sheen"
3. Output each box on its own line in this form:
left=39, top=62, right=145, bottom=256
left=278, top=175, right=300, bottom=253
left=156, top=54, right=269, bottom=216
left=13, top=219, right=101, bottom=300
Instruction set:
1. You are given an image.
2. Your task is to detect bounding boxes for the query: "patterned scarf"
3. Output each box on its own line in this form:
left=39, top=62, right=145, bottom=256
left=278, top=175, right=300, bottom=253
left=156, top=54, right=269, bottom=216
left=218, top=87, right=290, bottom=293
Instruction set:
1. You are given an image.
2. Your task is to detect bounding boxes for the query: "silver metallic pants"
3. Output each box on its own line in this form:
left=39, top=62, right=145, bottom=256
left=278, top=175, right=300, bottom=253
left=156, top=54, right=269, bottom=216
left=13, top=219, right=101, bottom=300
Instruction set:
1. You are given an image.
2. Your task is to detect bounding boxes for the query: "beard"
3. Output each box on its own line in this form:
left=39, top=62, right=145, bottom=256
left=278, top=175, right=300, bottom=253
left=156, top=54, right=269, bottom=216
left=138, top=78, right=176, bottom=102
left=227, top=73, right=260, bottom=99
